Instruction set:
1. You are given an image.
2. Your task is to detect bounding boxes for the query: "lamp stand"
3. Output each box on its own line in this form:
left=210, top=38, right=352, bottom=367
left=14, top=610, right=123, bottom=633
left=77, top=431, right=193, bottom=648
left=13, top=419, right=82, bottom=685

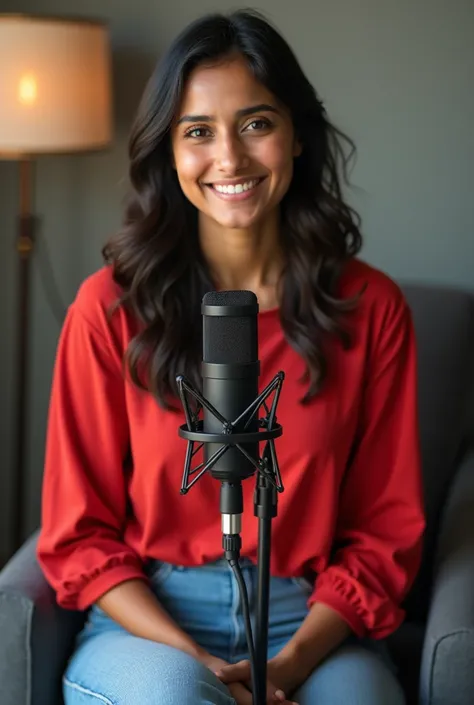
left=12, top=158, right=35, bottom=552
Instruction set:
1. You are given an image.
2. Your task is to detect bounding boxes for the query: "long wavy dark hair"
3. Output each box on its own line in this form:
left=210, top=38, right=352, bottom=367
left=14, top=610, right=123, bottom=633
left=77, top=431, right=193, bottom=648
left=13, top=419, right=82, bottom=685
left=103, top=9, right=364, bottom=410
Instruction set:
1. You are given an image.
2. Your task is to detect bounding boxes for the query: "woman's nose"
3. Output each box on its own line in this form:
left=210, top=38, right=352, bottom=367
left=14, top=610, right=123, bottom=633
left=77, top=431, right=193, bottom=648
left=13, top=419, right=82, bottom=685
left=215, top=134, right=250, bottom=172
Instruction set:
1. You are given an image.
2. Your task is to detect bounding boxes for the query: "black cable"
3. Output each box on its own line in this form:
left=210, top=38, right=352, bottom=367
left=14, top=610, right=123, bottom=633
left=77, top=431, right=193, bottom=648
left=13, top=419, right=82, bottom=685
left=229, top=559, right=261, bottom=705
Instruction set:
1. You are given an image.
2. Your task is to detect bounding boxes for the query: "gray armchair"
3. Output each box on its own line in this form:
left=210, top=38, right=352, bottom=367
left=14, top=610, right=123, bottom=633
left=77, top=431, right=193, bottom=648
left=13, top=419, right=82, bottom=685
left=1, top=282, right=473, bottom=705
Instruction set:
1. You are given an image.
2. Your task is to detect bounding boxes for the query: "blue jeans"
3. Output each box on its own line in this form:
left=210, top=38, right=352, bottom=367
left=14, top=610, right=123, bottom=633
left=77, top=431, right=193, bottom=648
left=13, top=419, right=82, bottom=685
left=63, top=559, right=405, bottom=704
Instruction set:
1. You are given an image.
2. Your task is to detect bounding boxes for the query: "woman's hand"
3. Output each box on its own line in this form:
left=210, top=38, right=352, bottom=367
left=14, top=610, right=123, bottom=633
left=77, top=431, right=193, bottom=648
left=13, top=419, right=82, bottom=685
left=214, top=659, right=299, bottom=704
left=201, top=655, right=256, bottom=705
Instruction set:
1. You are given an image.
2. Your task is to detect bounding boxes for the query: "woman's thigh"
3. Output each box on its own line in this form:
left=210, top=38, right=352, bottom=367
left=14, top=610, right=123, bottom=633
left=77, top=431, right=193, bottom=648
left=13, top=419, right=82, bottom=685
left=293, top=641, right=406, bottom=705
left=63, top=629, right=235, bottom=705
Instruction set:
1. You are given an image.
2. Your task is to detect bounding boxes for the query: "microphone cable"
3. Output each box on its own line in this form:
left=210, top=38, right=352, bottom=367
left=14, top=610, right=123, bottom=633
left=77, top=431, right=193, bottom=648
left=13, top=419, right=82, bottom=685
left=228, top=557, right=259, bottom=701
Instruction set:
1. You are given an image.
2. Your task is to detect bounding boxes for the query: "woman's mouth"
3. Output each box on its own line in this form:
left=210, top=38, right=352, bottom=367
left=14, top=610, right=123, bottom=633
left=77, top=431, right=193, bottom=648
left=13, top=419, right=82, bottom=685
left=205, top=177, right=265, bottom=201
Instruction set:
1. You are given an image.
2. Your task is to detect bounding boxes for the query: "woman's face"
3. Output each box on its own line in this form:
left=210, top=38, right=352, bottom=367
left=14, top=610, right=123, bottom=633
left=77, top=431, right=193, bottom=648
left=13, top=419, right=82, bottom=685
left=171, top=54, right=301, bottom=231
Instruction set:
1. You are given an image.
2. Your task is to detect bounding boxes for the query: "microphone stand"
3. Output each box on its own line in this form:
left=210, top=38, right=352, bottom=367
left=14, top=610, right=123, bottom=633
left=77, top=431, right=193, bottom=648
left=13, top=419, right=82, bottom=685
left=177, top=372, right=285, bottom=705
left=254, top=470, right=276, bottom=703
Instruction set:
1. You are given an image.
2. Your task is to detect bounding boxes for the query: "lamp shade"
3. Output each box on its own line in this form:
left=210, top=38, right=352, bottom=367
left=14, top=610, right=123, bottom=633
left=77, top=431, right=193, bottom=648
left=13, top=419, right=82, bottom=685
left=0, top=15, right=113, bottom=157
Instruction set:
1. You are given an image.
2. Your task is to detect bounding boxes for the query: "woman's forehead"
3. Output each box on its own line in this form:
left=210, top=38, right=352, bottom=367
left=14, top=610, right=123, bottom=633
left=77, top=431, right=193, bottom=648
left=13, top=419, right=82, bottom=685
left=177, top=57, right=284, bottom=120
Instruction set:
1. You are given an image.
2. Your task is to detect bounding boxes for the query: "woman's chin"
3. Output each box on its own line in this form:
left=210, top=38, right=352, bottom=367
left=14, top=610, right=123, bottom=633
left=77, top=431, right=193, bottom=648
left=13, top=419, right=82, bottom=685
left=209, top=207, right=265, bottom=231
left=218, top=218, right=257, bottom=230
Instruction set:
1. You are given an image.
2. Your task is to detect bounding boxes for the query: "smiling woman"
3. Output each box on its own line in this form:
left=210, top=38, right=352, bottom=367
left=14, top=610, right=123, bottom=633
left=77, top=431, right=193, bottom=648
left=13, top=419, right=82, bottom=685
left=37, top=8, right=425, bottom=705
left=171, top=56, right=301, bottom=241
left=103, top=10, right=362, bottom=407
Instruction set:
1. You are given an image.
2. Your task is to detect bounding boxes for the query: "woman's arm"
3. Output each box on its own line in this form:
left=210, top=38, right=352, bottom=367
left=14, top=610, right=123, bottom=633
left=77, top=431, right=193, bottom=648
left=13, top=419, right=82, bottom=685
left=307, top=291, right=425, bottom=641
left=37, top=277, right=223, bottom=671
left=267, top=602, right=351, bottom=693
left=271, top=288, right=424, bottom=694
left=37, top=289, right=144, bottom=610
left=96, top=579, right=213, bottom=664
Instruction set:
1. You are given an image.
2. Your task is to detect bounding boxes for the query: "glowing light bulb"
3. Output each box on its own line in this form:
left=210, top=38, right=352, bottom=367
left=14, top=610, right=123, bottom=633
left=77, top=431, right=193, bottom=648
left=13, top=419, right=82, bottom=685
left=18, top=74, right=37, bottom=106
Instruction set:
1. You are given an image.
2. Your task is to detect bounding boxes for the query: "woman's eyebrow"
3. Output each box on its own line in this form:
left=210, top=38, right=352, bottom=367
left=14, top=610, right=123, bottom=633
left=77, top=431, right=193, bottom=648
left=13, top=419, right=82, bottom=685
left=177, top=103, right=280, bottom=125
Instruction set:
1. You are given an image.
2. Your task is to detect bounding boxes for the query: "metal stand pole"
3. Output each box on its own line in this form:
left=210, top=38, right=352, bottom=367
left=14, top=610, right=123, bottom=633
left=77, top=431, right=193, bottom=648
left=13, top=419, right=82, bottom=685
left=254, top=465, right=278, bottom=704
left=13, top=158, right=35, bottom=552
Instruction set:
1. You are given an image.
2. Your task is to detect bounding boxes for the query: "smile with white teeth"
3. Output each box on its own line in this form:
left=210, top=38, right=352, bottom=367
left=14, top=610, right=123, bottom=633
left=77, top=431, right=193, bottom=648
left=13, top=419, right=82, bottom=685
left=212, top=178, right=261, bottom=194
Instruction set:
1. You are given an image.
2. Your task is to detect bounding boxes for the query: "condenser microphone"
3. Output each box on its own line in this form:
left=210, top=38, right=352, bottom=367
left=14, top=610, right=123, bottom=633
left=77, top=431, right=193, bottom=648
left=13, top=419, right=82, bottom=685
left=201, top=290, right=260, bottom=539
left=176, top=291, right=285, bottom=705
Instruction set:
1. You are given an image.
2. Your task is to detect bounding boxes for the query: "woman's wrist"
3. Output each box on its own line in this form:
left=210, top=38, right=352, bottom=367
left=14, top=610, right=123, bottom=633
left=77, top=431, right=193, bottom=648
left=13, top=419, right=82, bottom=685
left=268, top=602, right=353, bottom=694
left=268, top=645, right=310, bottom=696
left=196, top=650, right=228, bottom=671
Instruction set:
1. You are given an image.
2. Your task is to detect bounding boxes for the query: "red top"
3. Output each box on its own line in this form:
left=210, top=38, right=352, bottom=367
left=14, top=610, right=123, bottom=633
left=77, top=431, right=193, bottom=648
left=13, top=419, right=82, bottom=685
left=37, top=257, right=425, bottom=640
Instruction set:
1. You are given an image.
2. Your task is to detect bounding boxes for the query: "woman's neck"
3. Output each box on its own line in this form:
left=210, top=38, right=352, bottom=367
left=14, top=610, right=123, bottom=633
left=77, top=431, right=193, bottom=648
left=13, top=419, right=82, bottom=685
left=198, top=211, right=284, bottom=310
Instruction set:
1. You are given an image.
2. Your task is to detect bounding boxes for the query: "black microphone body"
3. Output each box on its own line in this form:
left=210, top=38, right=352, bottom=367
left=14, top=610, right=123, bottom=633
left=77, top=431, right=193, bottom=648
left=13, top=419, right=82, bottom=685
left=201, top=290, right=260, bottom=534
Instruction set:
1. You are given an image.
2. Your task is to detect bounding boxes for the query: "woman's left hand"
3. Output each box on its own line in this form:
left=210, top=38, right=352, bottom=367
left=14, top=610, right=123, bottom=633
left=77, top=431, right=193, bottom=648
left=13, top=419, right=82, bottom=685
left=214, top=658, right=299, bottom=704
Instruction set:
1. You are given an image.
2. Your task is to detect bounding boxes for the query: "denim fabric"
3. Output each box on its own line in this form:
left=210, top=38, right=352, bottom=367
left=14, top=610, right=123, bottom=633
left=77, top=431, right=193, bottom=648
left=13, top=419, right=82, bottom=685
left=63, top=559, right=405, bottom=704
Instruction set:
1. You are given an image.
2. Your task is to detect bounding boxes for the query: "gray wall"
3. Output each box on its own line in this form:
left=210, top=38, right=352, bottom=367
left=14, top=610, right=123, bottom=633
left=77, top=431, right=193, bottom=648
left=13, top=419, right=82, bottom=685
left=1, top=0, right=473, bottom=560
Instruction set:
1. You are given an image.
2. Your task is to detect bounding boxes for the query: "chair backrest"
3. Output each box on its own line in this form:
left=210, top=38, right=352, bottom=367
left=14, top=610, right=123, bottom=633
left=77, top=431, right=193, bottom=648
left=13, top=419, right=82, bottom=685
left=401, top=283, right=474, bottom=621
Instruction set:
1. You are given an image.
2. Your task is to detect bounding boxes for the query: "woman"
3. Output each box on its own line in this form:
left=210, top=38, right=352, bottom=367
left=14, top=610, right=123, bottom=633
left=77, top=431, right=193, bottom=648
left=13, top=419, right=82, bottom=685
left=38, top=9, right=425, bottom=705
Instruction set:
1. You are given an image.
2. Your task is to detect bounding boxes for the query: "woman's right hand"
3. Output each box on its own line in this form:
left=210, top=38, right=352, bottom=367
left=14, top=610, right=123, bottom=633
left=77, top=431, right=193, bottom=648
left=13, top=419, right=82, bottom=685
left=228, top=681, right=258, bottom=705
left=202, top=655, right=253, bottom=704
left=227, top=677, right=298, bottom=705
left=202, top=654, right=297, bottom=705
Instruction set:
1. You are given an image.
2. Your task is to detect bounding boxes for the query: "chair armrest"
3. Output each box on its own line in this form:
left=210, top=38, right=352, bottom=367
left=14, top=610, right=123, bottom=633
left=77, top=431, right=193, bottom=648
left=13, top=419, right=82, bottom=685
left=0, top=530, right=86, bottom=705
left=420, top=447, right=474, bottom=705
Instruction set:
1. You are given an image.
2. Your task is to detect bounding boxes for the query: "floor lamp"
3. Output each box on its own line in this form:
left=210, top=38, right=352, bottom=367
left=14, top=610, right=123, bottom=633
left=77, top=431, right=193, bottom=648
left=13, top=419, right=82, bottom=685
left=0, top=14, right=113, bottom=554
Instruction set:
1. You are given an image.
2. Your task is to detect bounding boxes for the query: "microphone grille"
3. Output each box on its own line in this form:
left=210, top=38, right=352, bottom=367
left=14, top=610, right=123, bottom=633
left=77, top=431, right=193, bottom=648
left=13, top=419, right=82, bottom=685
left=202, top=290, right=256, bottom=307
left=202, top=290, right=258, bottom=364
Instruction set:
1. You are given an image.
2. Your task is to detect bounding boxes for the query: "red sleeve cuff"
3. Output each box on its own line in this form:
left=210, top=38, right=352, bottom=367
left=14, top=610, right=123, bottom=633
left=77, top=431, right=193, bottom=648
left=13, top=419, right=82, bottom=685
left=308, top=585, right=367, bottom=638
left=75, top=564, right=148, bottom=611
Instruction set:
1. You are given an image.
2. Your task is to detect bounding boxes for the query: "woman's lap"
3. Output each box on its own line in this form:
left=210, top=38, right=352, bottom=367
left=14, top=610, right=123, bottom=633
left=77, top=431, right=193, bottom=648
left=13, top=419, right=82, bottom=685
left=63, top=560, right=405, bottom=704
left=64, top=632, right=405, bottom=705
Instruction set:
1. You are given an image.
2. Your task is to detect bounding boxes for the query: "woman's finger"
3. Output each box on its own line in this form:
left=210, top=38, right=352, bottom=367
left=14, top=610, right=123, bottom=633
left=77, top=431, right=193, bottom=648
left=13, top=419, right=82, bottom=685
left=216, top=659, right=251, bottom=682
left=228, top=681, right=254, bottom=705
left=216, top=659, right=298, bottom=705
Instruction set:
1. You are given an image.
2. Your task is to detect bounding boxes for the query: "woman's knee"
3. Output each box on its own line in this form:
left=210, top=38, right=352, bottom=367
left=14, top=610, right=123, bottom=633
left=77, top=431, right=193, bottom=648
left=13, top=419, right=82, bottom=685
left=294, top=642, right=406, bottom=705
left=64, top=633, right=234, bottom=705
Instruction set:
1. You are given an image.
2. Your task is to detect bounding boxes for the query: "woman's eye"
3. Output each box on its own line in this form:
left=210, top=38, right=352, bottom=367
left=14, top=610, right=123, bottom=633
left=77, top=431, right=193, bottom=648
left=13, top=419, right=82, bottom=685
left=246, top=119, right=271, bottom=131
left=185, top=126, right=211, bottom=139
